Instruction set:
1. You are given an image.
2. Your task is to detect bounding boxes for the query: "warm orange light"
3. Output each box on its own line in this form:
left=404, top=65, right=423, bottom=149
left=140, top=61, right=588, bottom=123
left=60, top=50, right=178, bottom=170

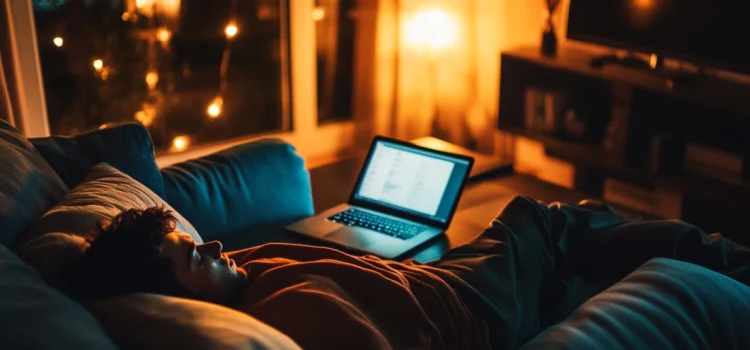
left=207, top=97, right=223, bottom=118
left=225, top=23, right=238, bottom=38
left=134, top=108, right=156, bottom=127
left=405, top=9, right=458, bottom=50
left=53, top=37, right=63, bottom=47
left=634, top=0, right=654, bottom=10
left=93, top=59, right=103, bottom=71
left=172, top=135, right=190, bottom=152
left=122, top=12, right=130, bottom=21
left=145, top=71, right=159, bottom=90
left=157, top=28, right=171, bottom=42
left=312, top=7, right=326, bottom=21
left=135, top=0, right=153, bottom=9
left=100, top=67, right=110, bottom=81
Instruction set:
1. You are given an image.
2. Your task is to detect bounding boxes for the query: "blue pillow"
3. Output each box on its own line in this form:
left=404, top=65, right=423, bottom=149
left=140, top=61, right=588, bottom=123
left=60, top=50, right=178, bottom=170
left=30, top=123, right=166, bottom=199
left=522, top=258, right=750, bottom=350
left=0, top=120, right=68, bottom=246
left=0, top=244, right=116, bottom=349
left=161, top=138, right=314, bottom=242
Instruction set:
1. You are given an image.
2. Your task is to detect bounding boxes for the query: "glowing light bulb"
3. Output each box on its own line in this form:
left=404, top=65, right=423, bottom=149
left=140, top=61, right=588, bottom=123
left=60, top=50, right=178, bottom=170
left=225, top=23, right=238, bottom=38
left=207, top=97, right=223, bottom=118
left=134, top=108, right=156, bottom=127
left=145, top=71, right=159, bottom=90
left=122, top=12, right=130, bottom=21
left=172, top=135, right=190, bottom=152
left=53, top=37, right=63, bottom=47
left=312, top=7, right=325, bottom=21
left=135, top=0, right=153, bottom=8
left=405, top=9, right=458, bottom=49
left=157, top=28, right=171, bottom=42
left=93, top=59, right=103, bottom=71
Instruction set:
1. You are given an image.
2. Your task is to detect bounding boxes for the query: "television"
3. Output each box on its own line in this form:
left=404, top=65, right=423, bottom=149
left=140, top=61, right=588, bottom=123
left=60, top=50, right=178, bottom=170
left=567, top=0, right=750, bottom=74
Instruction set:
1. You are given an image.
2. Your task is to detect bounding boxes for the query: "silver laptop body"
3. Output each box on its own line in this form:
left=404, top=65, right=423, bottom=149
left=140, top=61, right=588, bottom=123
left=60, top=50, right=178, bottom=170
left=286, top=136, right=474, bottom=259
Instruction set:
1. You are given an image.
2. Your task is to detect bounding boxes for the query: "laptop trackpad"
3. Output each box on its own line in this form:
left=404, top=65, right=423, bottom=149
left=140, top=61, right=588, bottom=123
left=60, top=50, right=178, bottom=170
left=325, top=228, right=378, bottom=249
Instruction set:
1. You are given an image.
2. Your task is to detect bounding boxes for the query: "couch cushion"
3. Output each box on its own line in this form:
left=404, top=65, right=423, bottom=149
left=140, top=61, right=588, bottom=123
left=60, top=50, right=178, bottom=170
left=0, top=244, right=116, bottom=349
left=161, top=139, right=314, bottom=242
left=30, top=123, right=166, bottom=199
left=0, top=120, right=68, bottom=246
left=15, top=163, right=201, bottom=288
left=521, top=258, right=750, bottom=350
left=86, top=293, right=301, bottom=350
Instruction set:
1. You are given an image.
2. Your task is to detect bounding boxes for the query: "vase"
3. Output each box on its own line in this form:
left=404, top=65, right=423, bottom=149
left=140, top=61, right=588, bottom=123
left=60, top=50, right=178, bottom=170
left=541, top=0, right=560, bottom=57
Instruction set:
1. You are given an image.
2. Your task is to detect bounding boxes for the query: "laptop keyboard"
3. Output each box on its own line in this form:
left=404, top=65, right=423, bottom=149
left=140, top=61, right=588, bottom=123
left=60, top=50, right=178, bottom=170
left=328, top=208, right=426, bottom=240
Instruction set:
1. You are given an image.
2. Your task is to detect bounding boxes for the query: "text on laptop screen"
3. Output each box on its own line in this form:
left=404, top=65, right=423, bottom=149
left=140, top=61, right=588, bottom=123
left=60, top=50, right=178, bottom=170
left=353, top=140, right=470, bottom=222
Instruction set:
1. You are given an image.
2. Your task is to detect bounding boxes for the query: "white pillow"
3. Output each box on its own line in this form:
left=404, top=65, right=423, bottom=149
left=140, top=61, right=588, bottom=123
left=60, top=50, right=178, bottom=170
left=86, top=293, right=301, bottom=350
left=15, top=163, right=202, bottom=287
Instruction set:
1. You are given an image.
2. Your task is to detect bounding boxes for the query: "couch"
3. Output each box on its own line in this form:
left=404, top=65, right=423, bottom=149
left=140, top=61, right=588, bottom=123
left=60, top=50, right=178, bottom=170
left=0, top=120, right=310, bottom=349
left=3, top=120, right=750, bottom=350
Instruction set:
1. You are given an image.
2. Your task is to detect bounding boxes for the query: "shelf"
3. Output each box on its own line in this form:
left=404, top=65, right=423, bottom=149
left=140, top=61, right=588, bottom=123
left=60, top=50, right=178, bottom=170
left=503, top=126, right=657, bottom=185
left=503, top=47, right=750, bottom=119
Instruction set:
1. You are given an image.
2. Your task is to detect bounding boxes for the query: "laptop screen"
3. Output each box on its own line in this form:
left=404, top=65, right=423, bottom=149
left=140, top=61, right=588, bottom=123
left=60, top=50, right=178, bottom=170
left=351, top=139, right=472, bottom=224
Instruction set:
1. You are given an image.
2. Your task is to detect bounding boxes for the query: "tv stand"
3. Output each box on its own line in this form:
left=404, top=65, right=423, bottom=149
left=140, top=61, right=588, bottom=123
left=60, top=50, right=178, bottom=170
left=590, top=53, right=664, bottom=71
left=498, top=46, right=750, bottom=245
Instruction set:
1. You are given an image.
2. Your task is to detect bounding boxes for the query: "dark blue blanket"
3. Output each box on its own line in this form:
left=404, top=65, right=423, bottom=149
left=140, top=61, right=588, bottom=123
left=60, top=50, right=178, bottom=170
left=435, top=196, right=750, bottom=349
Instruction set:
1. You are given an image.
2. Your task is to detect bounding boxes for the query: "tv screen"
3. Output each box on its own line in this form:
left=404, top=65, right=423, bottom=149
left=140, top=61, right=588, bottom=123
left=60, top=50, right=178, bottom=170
left=567, top=0, right=750, bottom=74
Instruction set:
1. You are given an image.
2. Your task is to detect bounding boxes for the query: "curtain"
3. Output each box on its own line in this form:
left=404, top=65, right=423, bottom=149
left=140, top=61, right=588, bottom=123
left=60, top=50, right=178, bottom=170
left=0, top=50, right=14, bottom=126
left=373, top=0, right=507, bottom=152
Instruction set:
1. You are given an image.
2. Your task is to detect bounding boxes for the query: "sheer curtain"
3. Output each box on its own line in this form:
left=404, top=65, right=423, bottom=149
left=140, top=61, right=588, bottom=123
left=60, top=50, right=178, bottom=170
left=373, top=0, right=507, bottom=152
left=0, top=50, right=14, bottom=126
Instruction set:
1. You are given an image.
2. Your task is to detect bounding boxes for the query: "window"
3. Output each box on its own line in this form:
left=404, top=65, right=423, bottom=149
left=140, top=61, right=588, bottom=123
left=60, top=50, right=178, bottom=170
left=6, top=0, right=375, bottom=166
left=32, top=0, right=291, bottom=152
left=314, top=0, right=357, bottom=123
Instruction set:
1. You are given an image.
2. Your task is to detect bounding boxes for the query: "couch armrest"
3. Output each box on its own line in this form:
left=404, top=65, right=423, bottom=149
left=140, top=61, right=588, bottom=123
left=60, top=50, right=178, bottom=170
left=161, top=139, right=314, bottom=242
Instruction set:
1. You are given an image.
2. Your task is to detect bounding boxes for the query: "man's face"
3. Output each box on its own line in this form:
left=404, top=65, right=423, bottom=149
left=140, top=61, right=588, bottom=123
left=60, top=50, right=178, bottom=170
left=160, top=232, right=247, bottom=303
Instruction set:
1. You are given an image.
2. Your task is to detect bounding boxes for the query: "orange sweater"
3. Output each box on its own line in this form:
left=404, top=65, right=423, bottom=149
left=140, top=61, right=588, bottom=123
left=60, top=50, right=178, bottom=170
left=228, top=243, right=490, bottom=350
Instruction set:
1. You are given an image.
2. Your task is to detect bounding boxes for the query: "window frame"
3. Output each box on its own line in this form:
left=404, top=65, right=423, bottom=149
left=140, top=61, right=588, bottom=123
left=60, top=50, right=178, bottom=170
left=4, top=0, right=376, bottom=167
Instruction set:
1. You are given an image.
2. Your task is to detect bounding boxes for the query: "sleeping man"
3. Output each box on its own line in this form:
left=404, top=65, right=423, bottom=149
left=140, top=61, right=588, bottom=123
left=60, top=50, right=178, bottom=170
left=66, top=196, right=750, bottom=350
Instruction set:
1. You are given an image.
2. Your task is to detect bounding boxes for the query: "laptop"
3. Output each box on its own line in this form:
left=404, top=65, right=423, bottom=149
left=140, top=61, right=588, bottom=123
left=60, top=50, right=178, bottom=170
left=286, top=136, right=474, bottom=259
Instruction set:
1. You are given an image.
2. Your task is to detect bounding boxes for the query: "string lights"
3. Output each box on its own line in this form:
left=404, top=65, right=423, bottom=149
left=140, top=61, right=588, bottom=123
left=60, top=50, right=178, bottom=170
left=207, top=0, right=239, bottom=119
left=225, top=23, right=238, bottom=38
left=112, top=0, right=242, bottom=152
left=171, top=135, right=190, bottom=152
left=92, top=59, right=103, bottom=71
left=53, top=36, right=63, bottom=47
left=145, top=71, right=159, bottom=90
left=157, top=28, right=171, bottom=43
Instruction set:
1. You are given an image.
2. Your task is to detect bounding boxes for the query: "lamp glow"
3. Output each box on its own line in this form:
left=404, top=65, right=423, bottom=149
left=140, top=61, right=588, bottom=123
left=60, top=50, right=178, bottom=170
left=93, top=59, right=103, bottom=71
left=225, top=24, right=238, bottom=38
left=145, top=71, right=159, bottom=90
left=405, top=9, right=458, bottom=49
left=172, top=135, right=190, bottom=152
left=53, top=37, right=63, bottom=47
left=122, top=12, right=130, bottom=21
left=207, top=97, right=223, bottom=118
left=312, top=7, right=325, bottom=21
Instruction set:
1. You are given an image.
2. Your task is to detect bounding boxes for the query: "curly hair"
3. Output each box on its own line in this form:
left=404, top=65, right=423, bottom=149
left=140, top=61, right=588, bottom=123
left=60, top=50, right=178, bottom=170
left=65, top=207, right=190, bottom=300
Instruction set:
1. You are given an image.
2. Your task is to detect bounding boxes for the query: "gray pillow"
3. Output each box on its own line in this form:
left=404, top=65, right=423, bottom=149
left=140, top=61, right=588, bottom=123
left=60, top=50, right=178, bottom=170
left=15, top=163, right=201, bottom=288
left=0, top=119, right=68, bottom=246
left=0, top=244, right=116, bottom=349
left=86, top=293, right=301, bottom=350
